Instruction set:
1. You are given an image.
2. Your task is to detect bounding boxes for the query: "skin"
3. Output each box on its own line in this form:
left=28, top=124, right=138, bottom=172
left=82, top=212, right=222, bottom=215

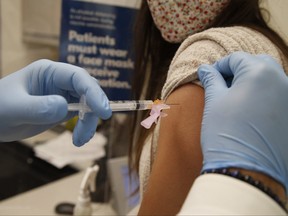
left=137, top=84, right=286, bottom=215
left=138, top=83, right=205, bottom=215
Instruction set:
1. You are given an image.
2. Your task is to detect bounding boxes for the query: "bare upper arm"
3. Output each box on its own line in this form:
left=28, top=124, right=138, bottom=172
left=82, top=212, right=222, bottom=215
left=138, top=83, right=205, bottom=215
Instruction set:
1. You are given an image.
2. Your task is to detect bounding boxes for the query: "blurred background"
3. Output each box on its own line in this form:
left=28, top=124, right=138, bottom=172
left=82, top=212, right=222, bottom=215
left=0, top=0, right=287, bottom=215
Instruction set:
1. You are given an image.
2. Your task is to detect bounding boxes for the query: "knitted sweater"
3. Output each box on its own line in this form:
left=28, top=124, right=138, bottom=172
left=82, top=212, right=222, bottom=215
left=138, top=26, right=288, bottom=199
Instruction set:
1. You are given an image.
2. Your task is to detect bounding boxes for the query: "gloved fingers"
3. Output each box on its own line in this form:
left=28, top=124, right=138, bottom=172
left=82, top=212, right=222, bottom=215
left=84, top=83, right=112, bottom=120
left=50, top=62, right=93, bottom=92
left=72, top=112, right=99, bottom=146
left=28, top=59, right=111, bottom=123
left=15, top=95, right=68, bottom=125
left=70, top=74, right=111, bottom=119
left=48, top=62, right=112, bottom=119
left=256, top=54, right=287, bottom=77
left=256, top=54, right=277, bottom=62
left=198, top=64, right=228, bottom=99
left=28, top=60, right=89, bottom=92
left=28, top=60, right=86, bottom=99
left=213, top=51, right=255, bottom=78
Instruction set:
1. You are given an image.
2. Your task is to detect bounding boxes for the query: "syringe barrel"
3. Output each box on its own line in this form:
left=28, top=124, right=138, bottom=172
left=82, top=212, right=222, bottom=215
left=109, top=100, right=153, bottom=111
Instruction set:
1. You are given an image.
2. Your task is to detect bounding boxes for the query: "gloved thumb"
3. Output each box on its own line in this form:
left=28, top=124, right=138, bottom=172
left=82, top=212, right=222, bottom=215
left=15, top=95, right=68, bottom=125
left=197, top=64, right=228, bottom=101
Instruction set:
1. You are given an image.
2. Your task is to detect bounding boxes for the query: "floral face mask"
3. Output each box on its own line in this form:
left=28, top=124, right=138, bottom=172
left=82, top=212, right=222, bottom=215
left=147, top=0, right=230, bottom=43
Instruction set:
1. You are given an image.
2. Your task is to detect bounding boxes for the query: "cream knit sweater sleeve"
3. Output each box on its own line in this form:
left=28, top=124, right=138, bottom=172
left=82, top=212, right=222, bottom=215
left=161, top=26, right=288, bottom=100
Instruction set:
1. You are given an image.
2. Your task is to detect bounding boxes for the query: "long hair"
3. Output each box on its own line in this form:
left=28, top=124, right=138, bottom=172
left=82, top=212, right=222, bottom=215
left=129, top=0, right=288, bottom=173
left=129, top=0, right=180, bottom=172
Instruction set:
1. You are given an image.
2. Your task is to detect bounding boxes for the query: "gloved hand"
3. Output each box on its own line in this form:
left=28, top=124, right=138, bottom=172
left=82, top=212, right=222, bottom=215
left=0, top=59, right=112, bottom=146
left=197, top=51, right=288, bottom=192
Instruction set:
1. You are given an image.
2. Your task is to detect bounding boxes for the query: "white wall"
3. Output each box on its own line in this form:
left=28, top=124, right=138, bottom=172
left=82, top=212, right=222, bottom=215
left=0, top=0, right=60, bottom=77
left=262, top=0, right=288, bottom=43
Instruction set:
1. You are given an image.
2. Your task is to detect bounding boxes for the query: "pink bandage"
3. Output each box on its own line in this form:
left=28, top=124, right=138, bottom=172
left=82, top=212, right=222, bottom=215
left=141, top=103, right=170, bottom=129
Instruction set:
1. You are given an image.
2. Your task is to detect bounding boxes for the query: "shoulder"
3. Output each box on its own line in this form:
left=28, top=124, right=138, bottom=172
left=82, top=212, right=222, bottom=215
left=175, top=26, right=276, bottom=63
left=185, top=26, right=269, bottom=44
left=162, top=26, right=281, bottom=100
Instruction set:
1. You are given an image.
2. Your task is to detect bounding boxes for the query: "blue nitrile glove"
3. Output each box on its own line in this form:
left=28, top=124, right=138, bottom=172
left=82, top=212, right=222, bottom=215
left=0, top=59, right=112, bottom=146
left=197, top=51, right=288, bottom=192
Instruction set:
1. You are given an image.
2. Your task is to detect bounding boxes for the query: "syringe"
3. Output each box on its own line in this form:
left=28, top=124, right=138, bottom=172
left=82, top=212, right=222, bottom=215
left=68, top=96, right=170, bottom=119
left=68, top=100, right=157, bottom=112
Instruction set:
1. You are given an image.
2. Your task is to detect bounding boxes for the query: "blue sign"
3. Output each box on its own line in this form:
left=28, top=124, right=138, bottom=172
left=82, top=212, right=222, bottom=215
left=60, top=0, right=138, bottom=100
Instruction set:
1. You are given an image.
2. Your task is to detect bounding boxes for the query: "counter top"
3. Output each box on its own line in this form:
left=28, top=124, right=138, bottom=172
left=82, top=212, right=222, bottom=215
left=0, top=171, right=116, bottom=215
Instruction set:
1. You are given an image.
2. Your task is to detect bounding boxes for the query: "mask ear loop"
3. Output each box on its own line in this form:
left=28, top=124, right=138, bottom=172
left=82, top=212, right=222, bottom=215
left=141, top=102, right=170, bottom=129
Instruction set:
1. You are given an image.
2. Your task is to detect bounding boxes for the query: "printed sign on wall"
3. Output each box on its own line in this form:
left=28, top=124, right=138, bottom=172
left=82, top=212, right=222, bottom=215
left=60, top=0, right=138, bottom=100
